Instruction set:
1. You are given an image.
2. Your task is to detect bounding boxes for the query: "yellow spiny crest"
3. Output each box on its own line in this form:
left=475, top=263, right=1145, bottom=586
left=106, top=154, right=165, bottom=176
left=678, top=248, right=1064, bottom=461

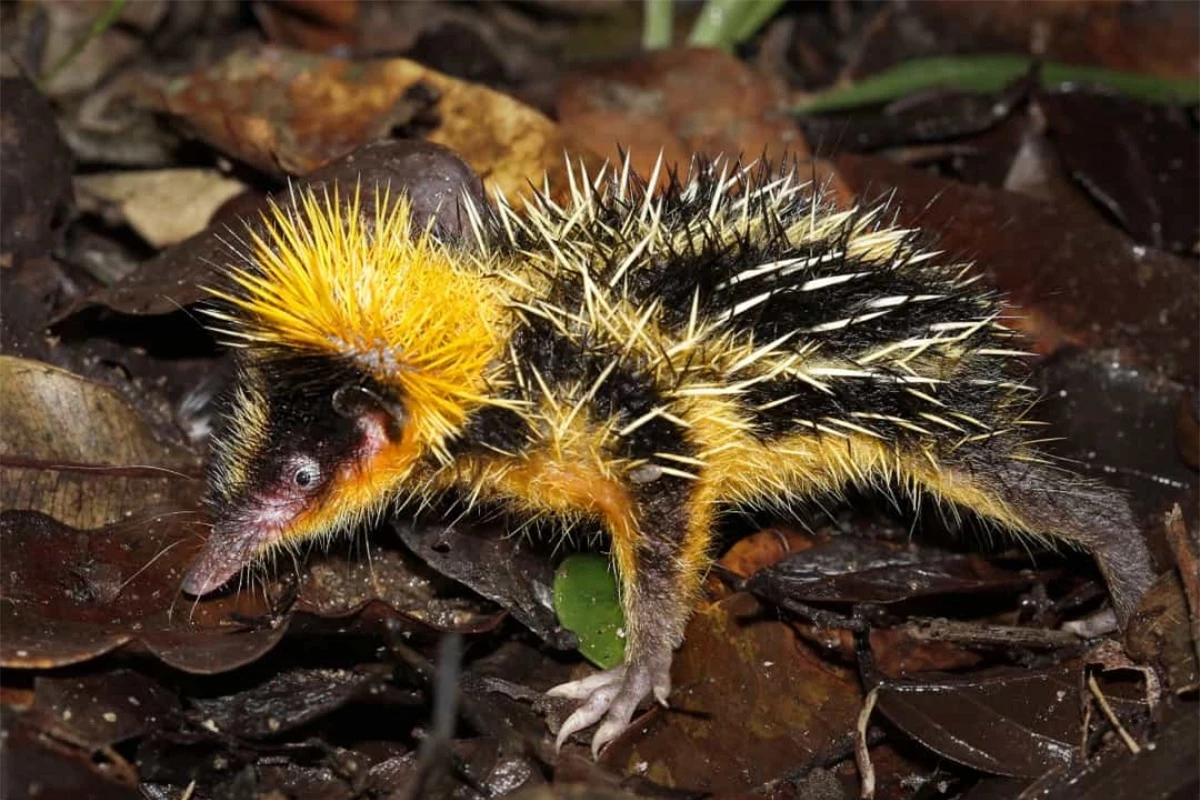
left=206, top=183, right=511, bottom=447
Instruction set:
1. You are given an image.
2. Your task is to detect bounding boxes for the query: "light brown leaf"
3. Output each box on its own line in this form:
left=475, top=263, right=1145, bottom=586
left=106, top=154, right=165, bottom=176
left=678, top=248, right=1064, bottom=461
left=0, top=356, right=200, bottom=530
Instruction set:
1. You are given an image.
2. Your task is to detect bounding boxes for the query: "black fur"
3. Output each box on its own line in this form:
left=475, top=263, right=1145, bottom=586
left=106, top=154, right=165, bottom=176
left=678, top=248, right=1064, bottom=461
left=509, top=313, right=689, bottom=464
left=485, top=157, right=1032, bottom=452
left=209, top=354, right=396, bottom=511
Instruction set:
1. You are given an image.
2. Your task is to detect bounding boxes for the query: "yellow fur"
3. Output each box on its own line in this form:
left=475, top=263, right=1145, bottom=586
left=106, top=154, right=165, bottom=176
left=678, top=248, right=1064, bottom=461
left=207, top=186, right=515, bottom=454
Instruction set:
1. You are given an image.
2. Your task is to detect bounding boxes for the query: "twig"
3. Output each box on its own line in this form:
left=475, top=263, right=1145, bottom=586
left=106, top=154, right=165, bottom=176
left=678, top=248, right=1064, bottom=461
left=399, top=633, right=467, bottom=800
left=1086, top=673, right=1140, bottom=754
left=855, top=686, right=880, bottom=799
left=906, top=617, right=1081, bottom=650
left=1163, top=504, right=1200, bottom=665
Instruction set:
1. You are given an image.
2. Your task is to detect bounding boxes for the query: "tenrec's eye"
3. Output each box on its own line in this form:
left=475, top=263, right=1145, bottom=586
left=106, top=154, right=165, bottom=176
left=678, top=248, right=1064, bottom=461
left=289, top=457, right=321, bottom=490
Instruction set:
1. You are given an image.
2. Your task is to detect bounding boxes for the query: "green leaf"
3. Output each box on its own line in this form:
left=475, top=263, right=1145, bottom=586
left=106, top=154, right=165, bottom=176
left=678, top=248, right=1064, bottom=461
left=796, top=55, right=1200, bottom=114
left=553, top=553, right=626, bottom=669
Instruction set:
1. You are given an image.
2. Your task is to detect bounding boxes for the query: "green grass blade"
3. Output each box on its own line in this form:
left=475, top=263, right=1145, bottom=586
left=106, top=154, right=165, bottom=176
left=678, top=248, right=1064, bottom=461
left=796, top=54, right=1200, bottom=113
left=42, top=0, right=129, bottom=85
left=688, top=0, right=785, bottom=50
left=643, top=0, right=675, bottom=50
left=730, top=0, right=787, bottom=44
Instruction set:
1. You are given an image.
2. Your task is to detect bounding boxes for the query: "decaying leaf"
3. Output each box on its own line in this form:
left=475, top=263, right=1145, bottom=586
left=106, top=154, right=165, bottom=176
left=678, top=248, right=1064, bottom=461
left=834, top=154, right=1199, bottom=382
left=748, top=536, right=1048, bottom=606
left=1013, top=700, right=1198, bottom=799
left=0, top=508, right=506, bottom=675
left=0, top=509, right=277, bottom=672
left=293, top=532, right=510, bottom=636
left=188, top=666, right=393, bottom=740
left=1125, top=570, right=1200, bottom=694
left=600, top=592, right=863, bottom=793
left=33, top=669, right=180, bottom=750
left=874, top=663, right=1083, bottom=778
left=157, top=44, right=591, bottom=199
left=558, top=47, right=810, bottom=176
left=1, top=704, right=141, bottom=799
left=0, top=355, right=201, bottom=530
left=399, top=520, right=579, bottom=651
left=58, top=139, right=489, bottom=317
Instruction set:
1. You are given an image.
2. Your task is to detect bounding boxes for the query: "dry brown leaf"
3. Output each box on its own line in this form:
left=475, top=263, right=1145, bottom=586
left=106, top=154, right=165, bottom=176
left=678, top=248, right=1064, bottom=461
left=558, top=47, right=811, bottom=177
left=599, top=592, right=863, bottom=792
left=158, top=44, right=594, bottom=200
left=0, top=356, right=200, bottom=530
left=74, top=169, right=248, bottom=249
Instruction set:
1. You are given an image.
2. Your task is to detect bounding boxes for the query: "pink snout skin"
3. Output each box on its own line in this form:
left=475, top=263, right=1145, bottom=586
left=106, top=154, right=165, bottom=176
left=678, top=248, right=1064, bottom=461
left=181, top=495, right=305, bottom=596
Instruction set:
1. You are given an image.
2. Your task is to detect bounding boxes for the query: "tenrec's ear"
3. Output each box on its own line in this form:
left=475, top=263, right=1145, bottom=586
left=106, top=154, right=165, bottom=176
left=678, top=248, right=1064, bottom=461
left=331, top=384, right=405, bottom=429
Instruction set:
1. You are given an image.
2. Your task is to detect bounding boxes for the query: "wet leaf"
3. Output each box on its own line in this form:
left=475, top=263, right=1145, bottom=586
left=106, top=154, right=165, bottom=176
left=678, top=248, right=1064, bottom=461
left=875, top=662, right=1083, bottom=778
left=749, top=537, right=1045, bottom=606
left=799, top=72, right=1035, bottom=153
left=189, top=666, right=391, bottom=740
left=0, top=356, right=201, bottom=530
left=0, top=505, right=506, bottom=677
left=1037, top=349, right=1195, bottom=519
left=553, top=553, right=625, bottom=669
left=1038, top=90, right=1199, bottom=254
left=1, top=706, right=140, bottom=800
left=294, top=534, right=510, bottom=637
left=1014, top=699, right=1198, bottom=799
left=601, top=592, right=863, bottom=793
left=33, top=669, right=179, bottom=749
left=399, top=521, right=577, bottom=651
left=0, top=509, right=282, bottom=672
left=134, top=726, right=400, bottom=797
left=359, top=741, right=538, bottom=799
left=835, top=155, right=1199, bottom=383
left=462, top=640, right=576, bottom=755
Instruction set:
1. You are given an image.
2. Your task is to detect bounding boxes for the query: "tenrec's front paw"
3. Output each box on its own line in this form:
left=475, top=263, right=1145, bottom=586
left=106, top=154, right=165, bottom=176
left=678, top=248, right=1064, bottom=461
left=546, top=648, right=672, bottom=757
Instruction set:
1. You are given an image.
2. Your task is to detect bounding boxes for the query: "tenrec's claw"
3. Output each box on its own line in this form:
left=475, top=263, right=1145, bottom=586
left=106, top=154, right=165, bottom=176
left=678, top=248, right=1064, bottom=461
left=549, top=655, right=672, bottom=756
left=555, top=683, right=621, bottom=751
left=546, top=665, right=625, bottom=701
